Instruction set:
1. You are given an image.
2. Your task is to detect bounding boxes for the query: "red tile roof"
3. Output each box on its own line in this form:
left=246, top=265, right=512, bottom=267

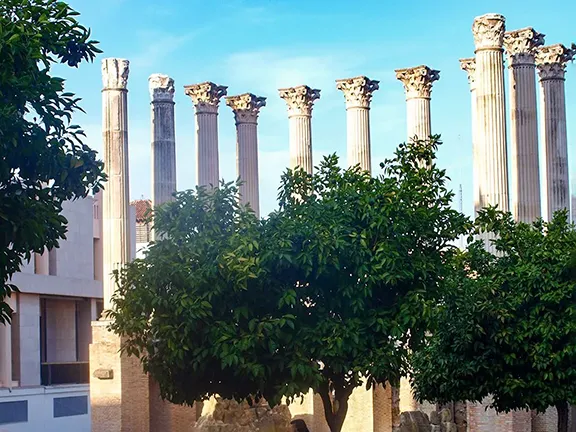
left=130, top=199, right=152, bottom=222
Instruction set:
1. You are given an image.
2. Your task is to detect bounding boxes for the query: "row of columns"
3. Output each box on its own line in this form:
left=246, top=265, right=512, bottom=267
left=464, top=13, right=575, bottom=222
left=464, top=13, right=574, bottom=432
left=156, top=71, right=437, bottom=220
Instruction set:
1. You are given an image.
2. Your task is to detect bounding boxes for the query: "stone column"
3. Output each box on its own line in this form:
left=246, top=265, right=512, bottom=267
left=504, top=28, right=545, bottom=223
left=472, top=13, right=509, bottom=212
left=395, top=66, right=440, bottom=142
left=460, top=58, right=481, bottom=214
left=536, top=44, right=576, bottom=221
left=279, top=85, right=321, bottom=174
left=226, top=93, right=266, bottom=217
left=101, top=58, right=131, bottom=311
left=149, top=74, right=176, bottom=209
left=92, top=58, right=153, bottom=432
left=335, top=76, right=379, bottom=172
left=184, top=82, right=228, bottom=188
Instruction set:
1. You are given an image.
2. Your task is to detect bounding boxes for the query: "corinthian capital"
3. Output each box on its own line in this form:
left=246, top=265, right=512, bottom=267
left=472, top=13, right=506, bottom=51
left=102, top=58, right=130, bottom=90
left=335, top=76, right=379, bottom=109
left=504, top=27, right=545, bottom=66
left=395, top=66, right=440, bottom=99
left=184, top=82, right=228, bottom=114
left=226, top=93, right=267, bottom=124
left=278, top=85, right=321, bottom=117
left=459, top=58, right=476, bottom=89
left=536, top=44, right=576, bottom=80
left=149, top=74, right=175, bottom=102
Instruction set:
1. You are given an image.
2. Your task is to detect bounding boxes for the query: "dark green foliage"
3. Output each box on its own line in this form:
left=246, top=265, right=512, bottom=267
left=411, top=209, right=576, bottom=432
left=0, top=0, right=104, bottom=323
left=110, top=137, right=469, bottom=432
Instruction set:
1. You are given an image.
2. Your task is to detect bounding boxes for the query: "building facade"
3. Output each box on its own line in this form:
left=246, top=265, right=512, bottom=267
left=0, top=194, right=135, bottom=432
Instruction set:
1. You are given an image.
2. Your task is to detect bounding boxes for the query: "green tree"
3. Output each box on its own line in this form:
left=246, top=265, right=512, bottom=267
left=110, top=138, right=469, bottom=432
left=0, top=0, right=104, bottom=323
left=411, top=209, right=576, bottom=432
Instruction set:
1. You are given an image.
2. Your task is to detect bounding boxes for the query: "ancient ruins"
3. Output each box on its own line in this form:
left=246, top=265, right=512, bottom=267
left=89, top=12, right=575, bottom=432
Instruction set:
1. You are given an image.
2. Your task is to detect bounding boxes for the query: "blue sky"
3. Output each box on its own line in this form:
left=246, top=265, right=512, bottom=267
left=58, top=0, right=576, bottom=217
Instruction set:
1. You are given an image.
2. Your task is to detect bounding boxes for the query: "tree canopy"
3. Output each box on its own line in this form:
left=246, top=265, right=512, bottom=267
left=0, top=0, right=104, bottom=323
left=110, top=137, right=470, bottom=432
left=411, top=208, right=576, bottom=432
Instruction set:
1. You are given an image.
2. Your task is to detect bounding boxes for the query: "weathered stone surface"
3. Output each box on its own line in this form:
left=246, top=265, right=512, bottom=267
left=279, top=85, right=320, bottom=174
left=192, top=398, right=293, bottom=432
left=93, top=368, right=114, bottom=380
left=399, top=411, right=432, bottom=432
left=336, top=76, right=378, bottom=173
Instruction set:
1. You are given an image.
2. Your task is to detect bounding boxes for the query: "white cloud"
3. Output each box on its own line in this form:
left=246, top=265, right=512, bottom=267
left=130, top=31, right=197, bottom=69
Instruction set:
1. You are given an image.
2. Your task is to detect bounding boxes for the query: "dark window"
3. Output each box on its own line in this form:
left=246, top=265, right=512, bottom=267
left=53, top=396, right=88, bottom=418
left=0, top=400, right=28, bottom=425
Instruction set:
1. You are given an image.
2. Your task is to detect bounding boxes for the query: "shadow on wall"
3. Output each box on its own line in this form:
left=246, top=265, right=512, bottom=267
left=291, top=416, right=312, bottom=432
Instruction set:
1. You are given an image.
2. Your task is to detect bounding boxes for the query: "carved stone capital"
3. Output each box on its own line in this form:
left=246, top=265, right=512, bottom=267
left=504, top=28, right=545, bottom=66
left=226, top=93, right=267, bottom=124
left=536, top=44, right=576, bottom=80
left=395, top=66, right=440, bottom=99
left=278, top=85, right=321, bottom=117
left=184, top=82, right=228, bottom=114
left=149, top=74, right=175, bottom=102
left=335, top=76, right=379, bottom=109
left=102, top=58, right=129, bottom=90
left=472, top=13, right=506, bottom=51
left=459, top=58, right=476, bottom=89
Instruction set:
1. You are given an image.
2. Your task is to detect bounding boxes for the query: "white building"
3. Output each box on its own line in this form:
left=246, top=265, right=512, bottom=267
left=0, top=194, right=135, bottom=432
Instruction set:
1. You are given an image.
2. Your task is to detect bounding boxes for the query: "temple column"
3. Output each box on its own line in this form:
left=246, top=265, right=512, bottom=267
left=335, top=76, right=379, bottom=172
left=149, top=74, right=176, bottom=209
left=536, top=44, right=576, bottom=221
left=460, top=58, right=481, bottom=214
left=279, top=85, right=321, bottom=174
left=91, top=58, right=149, bottom=432
left=395, top=66, right=440, bottom=142
left=101, top=58, right=131, bottom=311
left=472, top=13, right=509, bottom=212
left=504, top=28, right=545, bottom=223
left=184, top=82, right=228, bottom=188
left=226, top=93, right=266, bottom=217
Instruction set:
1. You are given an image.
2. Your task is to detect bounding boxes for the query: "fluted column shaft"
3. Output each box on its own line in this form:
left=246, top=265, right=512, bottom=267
left=237, top=122, right=259, bottom=214
left=279, top=85, right=321, bottom=175
left=336, top=76, right=379, bottom=172
left=346, top=108, right=371, bottom=170
left=473, top=14, right=509, bottom=212
left=395, top=66, right=440, bottom=143
left=149, top=74, right=176, bottom=209
left=536, top=44, right=575, bottom=221
left=540, top=78, right=568, bottom=218
left=227, top=93, right=266, bottom=217
left=196, top=110, right=219, bottom=187
left=406, top=97, right=431, bottom=140
left=504, top=28, right=544, bottom=223
left=460, top=58, right=481, bottom=214
left=509, top=63, right=540, bottom=221
left=101, top=58, right=131, bottom=311
left=289, top=115, right=313, bottom=173
left=184, top=82, right=228, bottom=188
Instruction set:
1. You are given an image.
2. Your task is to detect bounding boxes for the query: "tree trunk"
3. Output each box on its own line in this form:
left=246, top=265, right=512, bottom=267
left=317, top=382, right=353, bottom=432
left=558, top=402, right=569, bottom=432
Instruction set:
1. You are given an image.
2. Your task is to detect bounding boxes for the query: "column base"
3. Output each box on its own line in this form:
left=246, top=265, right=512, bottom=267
left=90, top=320, right=197, bottom=432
